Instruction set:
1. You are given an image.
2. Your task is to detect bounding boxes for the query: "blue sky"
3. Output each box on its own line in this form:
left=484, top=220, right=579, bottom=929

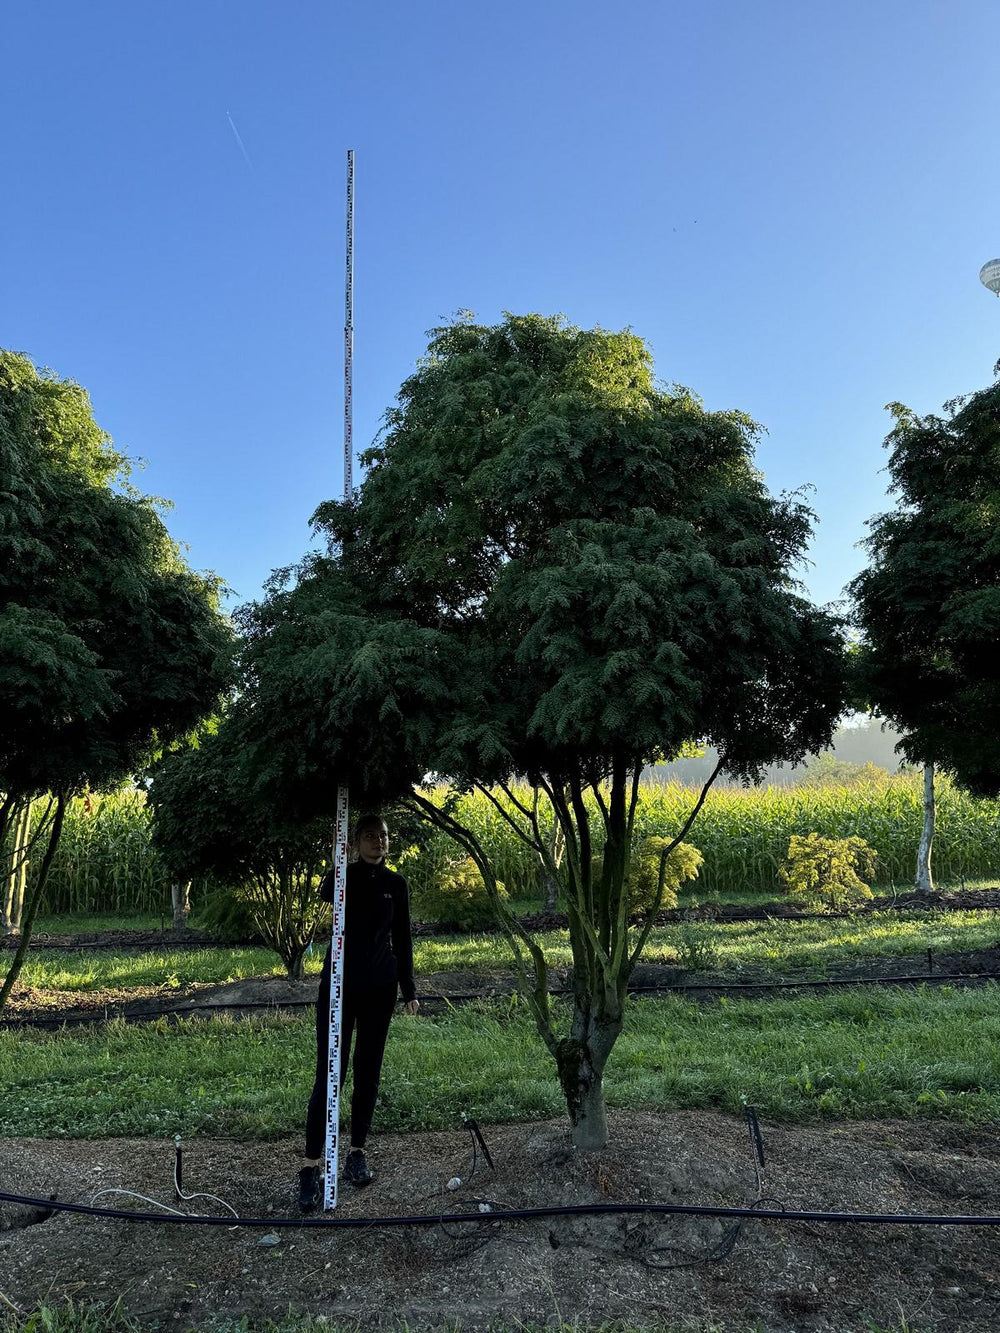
left=4, top=0, right=999, bottom=610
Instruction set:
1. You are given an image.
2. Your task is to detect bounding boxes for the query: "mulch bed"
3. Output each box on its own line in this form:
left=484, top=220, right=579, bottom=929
left=2, top=1110, right=999, bottom=1331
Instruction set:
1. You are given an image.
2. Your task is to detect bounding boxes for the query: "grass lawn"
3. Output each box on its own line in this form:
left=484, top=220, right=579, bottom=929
left=12, top=908, right=999, bottom=997
left=3, top=984, right=998, bottom=1139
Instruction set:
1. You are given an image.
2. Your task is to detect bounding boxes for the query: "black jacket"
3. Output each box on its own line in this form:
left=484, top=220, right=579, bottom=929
left=319, top=859, right=416, bottom=1002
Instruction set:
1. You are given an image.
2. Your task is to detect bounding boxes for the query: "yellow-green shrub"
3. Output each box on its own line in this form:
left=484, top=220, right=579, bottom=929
left=627, top=838, right=704, bottom=911
left=779, top=833, right=878, bottom=911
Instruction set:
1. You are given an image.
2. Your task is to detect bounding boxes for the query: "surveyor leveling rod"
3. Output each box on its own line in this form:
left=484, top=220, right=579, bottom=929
left=323, top=149, right=355, bottom=1211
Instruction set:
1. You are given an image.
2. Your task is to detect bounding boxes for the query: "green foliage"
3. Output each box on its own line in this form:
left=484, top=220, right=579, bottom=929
left=673, top=922, right=721, bottom=972
left=0, top=351, right=232, bottom=1011
left=149, top=719, right=331, bottom=977
left=194, top=884, right=267, bottom=944
left=408, top=854, right=509, bottom=930
left=0, top=351, right=233, bottom=799
left=626, top=837, right=703, bottom=912
left=17, top=772, right=1000, bottom=920
left=780, top=832, right=878, bottom=911
left=850, top=374, right=1000, bottom=797
left=227, top=313, right=848, bottom=1143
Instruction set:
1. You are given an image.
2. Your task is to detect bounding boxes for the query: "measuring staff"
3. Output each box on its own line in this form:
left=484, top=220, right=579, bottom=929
left=298, top=814, right=419, bottom=1209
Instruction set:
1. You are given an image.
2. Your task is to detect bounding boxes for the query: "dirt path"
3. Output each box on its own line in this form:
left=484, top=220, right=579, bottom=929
left=2, top=1111, right=999, bottom=1331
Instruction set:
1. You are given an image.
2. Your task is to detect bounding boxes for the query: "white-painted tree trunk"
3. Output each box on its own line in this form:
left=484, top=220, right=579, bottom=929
left=915, top=763, right=935, bottom=895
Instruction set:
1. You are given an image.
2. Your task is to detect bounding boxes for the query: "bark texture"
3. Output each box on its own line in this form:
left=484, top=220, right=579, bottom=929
left=171, top=880, right=192, bottom=930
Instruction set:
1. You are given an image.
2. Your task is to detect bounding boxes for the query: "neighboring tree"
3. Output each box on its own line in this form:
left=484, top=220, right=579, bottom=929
left=2, top=797, right=33, bottom=933
left=779, top=833, right=877, bottom=912
left=149, top=718, right=331, bottom=978
left=0, top=352, right=232, bottom=1011
left=236, top=314, right=848, bottom=1147
left=849, top=369, right=1000, bottom=892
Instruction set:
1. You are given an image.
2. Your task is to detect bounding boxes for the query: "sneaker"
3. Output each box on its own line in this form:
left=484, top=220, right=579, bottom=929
left=343, top=1148, right=374, bottom=1187
left=298, top=1165, right=322, bottom=1210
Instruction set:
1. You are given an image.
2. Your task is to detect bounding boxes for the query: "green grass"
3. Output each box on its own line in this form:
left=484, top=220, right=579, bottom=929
left=32, top=912, right=171, bottom=935
left=3, top=984, right=999, bottom=1139
left=14, top=908, right=999, bottom=996
left=413, top=908, right=999, bottom=978
left=15, top=946, right=308, bottom=994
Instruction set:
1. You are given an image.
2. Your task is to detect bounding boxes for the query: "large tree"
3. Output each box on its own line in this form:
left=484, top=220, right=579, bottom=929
left=0, top=351, right=232, bottom=1011
left=849, top=368, right=1000, bottom=891
left=238, top=314, right=847, bottom=1147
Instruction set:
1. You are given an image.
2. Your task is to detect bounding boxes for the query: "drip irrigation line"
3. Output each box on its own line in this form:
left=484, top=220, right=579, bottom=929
left=3, top=969, right=998, bottom=1030
left=4, top=1187, right=1000, bottom=1229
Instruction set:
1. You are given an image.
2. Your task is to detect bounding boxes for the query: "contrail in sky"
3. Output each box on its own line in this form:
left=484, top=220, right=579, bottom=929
left=226, top=111, right=254, bottom=170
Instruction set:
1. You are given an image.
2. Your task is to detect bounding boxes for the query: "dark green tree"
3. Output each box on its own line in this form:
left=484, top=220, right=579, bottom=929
left=149, top=717, right=332, bottom=978
left=239, top=314, right=847, bottom=1147
left=0, top=351, right=233, bottom=1011
left=849, top=368, right=1000, bottom=891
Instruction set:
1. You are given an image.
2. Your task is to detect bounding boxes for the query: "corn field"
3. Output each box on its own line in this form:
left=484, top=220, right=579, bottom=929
left=14, top=789, right=171, bottom=916
left=629, top=773, right=1000, bottom=892
left=5, top=773, right=1000, bottom=918
left=402, top=773, right=1000, bottom=899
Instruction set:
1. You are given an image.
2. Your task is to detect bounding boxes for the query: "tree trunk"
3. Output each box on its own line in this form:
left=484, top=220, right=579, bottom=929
left=0, top=794, right=66, bottom=1015
left=539, top=807, right=564, bottom=910
left=171, top=880, right=192, bottom=930
left=569, top=1071, right=608, bottom=1149
left=915, top=762, right=935, bottom=895
left=556, top=1020, right=619, bottom=1150
left=2, top=800, right=33, bottom=934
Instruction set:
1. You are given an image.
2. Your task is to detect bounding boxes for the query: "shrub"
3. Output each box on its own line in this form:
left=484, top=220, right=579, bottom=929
left=627, top=838, right=704, bottom=912
left=194, top=884, right=266, bottom=944
left=410, top=856, right=508, bottom=931
left=779, top=832, right=878, bottom=911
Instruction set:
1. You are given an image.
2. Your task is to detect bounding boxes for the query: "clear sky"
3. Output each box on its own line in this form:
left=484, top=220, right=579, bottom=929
left=4, top=0, right=999, bottom=610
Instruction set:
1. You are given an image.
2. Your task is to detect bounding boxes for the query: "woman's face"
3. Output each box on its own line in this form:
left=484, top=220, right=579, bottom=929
left=357, top=821, right=389, bottom=865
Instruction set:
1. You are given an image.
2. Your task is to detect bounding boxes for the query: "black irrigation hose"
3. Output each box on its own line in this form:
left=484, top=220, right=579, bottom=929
left=3, top=970, right=999, bottom=1030
left=3, top=1187, right=1000, bottom=1229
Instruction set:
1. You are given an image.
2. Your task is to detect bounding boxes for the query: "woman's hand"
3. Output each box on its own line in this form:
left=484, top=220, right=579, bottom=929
left=404, top=999, right=420, bottom=1016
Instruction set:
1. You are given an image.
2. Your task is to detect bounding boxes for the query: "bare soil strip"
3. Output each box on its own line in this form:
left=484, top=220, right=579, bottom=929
left=2, top=1111, right=999, bottom=1331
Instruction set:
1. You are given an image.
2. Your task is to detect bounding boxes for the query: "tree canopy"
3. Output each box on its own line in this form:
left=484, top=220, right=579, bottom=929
left=233, top=314, right=848, bottom=1145
left=849, top=370, right=1000, bottom=797
left=0, top=351, right=233, bottom=1009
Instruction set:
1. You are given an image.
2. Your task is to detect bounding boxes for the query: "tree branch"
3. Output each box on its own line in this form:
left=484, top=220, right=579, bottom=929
left=404, top=790, right=559, bottom=1056
left=472, top=782, right=542, bottom=855
left=626, top=757, right=724, bottom=973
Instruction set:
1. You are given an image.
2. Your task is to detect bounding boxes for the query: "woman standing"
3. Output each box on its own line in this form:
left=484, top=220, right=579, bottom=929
left=298, top=813, right=418, bottom=1208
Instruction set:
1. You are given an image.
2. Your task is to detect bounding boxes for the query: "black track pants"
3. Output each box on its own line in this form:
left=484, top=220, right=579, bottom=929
left=305, top=969, right=398, bottom=1159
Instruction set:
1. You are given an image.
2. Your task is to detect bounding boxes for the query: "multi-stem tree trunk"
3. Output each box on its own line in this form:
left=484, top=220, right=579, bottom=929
left=408, top=759, right=720, bottom=1150
left=0, top=794, right=66, bottom=1015
left=915, top=762, right=935, bottom=895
